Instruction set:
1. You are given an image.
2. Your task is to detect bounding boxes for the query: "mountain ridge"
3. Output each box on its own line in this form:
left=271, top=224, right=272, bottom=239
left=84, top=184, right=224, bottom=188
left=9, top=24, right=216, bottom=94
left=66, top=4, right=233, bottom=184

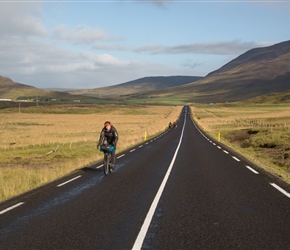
left=0, top=76, right=52, bottom=100
left=69, top=76, right=203, bottom=97
left=144, top=40, right=290, bottom=102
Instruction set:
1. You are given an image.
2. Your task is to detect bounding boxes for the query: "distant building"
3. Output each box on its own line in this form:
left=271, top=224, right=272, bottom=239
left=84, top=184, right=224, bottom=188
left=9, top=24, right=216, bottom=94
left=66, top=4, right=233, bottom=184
left=0, top=99, right=12, bottom=101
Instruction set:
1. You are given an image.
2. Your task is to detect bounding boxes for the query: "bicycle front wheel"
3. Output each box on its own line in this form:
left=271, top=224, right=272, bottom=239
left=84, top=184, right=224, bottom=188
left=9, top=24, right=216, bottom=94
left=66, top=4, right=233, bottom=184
left=103, top=153, right=110, bottom=175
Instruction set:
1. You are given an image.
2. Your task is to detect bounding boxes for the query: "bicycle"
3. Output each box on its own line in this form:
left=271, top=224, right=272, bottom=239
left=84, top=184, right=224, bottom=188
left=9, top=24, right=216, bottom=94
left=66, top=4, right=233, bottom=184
left=101, top=145, right=114, bottom=175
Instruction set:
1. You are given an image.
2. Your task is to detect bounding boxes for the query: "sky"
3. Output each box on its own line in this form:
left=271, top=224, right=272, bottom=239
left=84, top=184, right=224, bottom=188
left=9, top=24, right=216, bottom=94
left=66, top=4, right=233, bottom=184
left=0, top=0, right=289, bottom=90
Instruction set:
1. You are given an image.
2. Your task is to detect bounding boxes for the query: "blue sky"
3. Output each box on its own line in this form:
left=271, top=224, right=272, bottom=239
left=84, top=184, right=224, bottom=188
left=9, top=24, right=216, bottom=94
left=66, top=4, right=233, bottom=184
left=0, top=0, right=289, bottom=89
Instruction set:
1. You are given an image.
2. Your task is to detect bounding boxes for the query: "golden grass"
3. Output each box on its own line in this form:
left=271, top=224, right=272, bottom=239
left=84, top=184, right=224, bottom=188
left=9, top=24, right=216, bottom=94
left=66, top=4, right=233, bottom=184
left=191, top=104, right=290, bottom=132
left=0, top=104, right=182, bottom=202
left=191, top=104, right=290, bottom=183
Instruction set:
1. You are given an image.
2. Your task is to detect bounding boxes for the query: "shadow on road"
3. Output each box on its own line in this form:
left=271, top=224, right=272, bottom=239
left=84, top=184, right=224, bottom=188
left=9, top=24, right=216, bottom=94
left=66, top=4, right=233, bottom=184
left=80, top=166, right=103, bottom=173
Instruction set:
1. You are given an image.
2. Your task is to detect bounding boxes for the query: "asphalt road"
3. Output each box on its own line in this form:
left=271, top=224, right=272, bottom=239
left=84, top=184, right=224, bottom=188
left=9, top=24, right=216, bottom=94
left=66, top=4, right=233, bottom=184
left=0, top=106, right=289, bottom=250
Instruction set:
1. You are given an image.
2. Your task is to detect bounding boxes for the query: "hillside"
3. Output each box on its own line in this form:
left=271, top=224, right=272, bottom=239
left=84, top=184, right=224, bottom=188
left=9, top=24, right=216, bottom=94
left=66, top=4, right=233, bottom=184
left=241, top=90, right=290, bottom=104
left=0, top=76, right=53, bottom=100
left=142, top=40, right=290, bottom=103
left=0, top=76, right=99, bottom=103
left=69, top=76, right=203, bottom=97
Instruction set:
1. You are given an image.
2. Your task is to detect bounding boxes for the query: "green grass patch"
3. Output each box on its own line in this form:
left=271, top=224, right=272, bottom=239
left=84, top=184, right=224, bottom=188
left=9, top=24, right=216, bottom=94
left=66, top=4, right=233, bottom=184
left=124, top=97, right=187, bottom=105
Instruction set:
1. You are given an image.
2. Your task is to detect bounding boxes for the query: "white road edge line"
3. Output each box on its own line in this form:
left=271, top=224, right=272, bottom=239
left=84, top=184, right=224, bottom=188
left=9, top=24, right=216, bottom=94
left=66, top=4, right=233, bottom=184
left=246, top=166, right=259, bottom=174
left=132, top=111, right=186, bottom=250
left=223, top=150, right=229, bottom=154
left=270, top=183, right=290, bottom=198
left=130, top=149, right=136, bottom=152
left=57, top=175, right=82, bottom=187
left=117, top=154, right=125, bottom=159
left=0, top=202, right=25, bottom=215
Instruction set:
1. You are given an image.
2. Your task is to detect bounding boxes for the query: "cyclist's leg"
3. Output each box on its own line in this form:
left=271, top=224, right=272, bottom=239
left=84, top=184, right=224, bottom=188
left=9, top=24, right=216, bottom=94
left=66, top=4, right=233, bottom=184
left=103, top=152, right=107, bottom=166
left=103, top=152, right=110, bottom=175
left=111, top=151, right=116, bottom=170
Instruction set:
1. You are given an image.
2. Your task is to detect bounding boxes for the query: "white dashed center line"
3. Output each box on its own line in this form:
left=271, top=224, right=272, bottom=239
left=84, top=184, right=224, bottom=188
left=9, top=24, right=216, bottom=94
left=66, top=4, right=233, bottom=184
left=57, top=175, right=82, bottom=187
left=232, top=156, right=240, bottom=162
left=270, top=183, right=290, bottom=198
left=246, top=166, right=259, bottom=174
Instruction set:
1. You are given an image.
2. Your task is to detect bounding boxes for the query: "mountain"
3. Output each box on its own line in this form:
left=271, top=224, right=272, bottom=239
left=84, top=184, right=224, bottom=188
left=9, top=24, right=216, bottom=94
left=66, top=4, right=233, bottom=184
left=69, top=76, right=203, bottom=97
left=141, top=40, right=290, bottom=103
left=0, top=75, right=202, bottom=102
left=0, top=76, right=53, bottom=100
left=0, top=76, right=97, bottom=102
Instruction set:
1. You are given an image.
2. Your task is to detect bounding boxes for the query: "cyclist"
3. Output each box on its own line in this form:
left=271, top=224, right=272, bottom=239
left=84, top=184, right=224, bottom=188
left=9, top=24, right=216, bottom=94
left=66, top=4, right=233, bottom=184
left=97, top=121, right=118, bottom=171
left=173, top=121, right=177, bottom=128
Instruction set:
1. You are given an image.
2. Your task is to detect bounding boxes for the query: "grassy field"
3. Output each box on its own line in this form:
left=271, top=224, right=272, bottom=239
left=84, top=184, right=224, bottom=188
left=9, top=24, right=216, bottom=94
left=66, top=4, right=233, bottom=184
left=190, top=103, right=290, bottom=184
left=0, top=104, right=182, bottom=202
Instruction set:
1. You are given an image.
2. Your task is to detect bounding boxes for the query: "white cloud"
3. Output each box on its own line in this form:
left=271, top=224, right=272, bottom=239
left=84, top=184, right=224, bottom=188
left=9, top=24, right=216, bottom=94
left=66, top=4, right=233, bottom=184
left=52, top=24, right=109, bottom=44
left=94, top=54, right=130, bottom=67
left=92, top=43, right=127, bottom=51
left=0, top=2, right=135, bottom=88
left=0, top=32, right=138, bottom=88
left=0, top=2, right=47, bottom=37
